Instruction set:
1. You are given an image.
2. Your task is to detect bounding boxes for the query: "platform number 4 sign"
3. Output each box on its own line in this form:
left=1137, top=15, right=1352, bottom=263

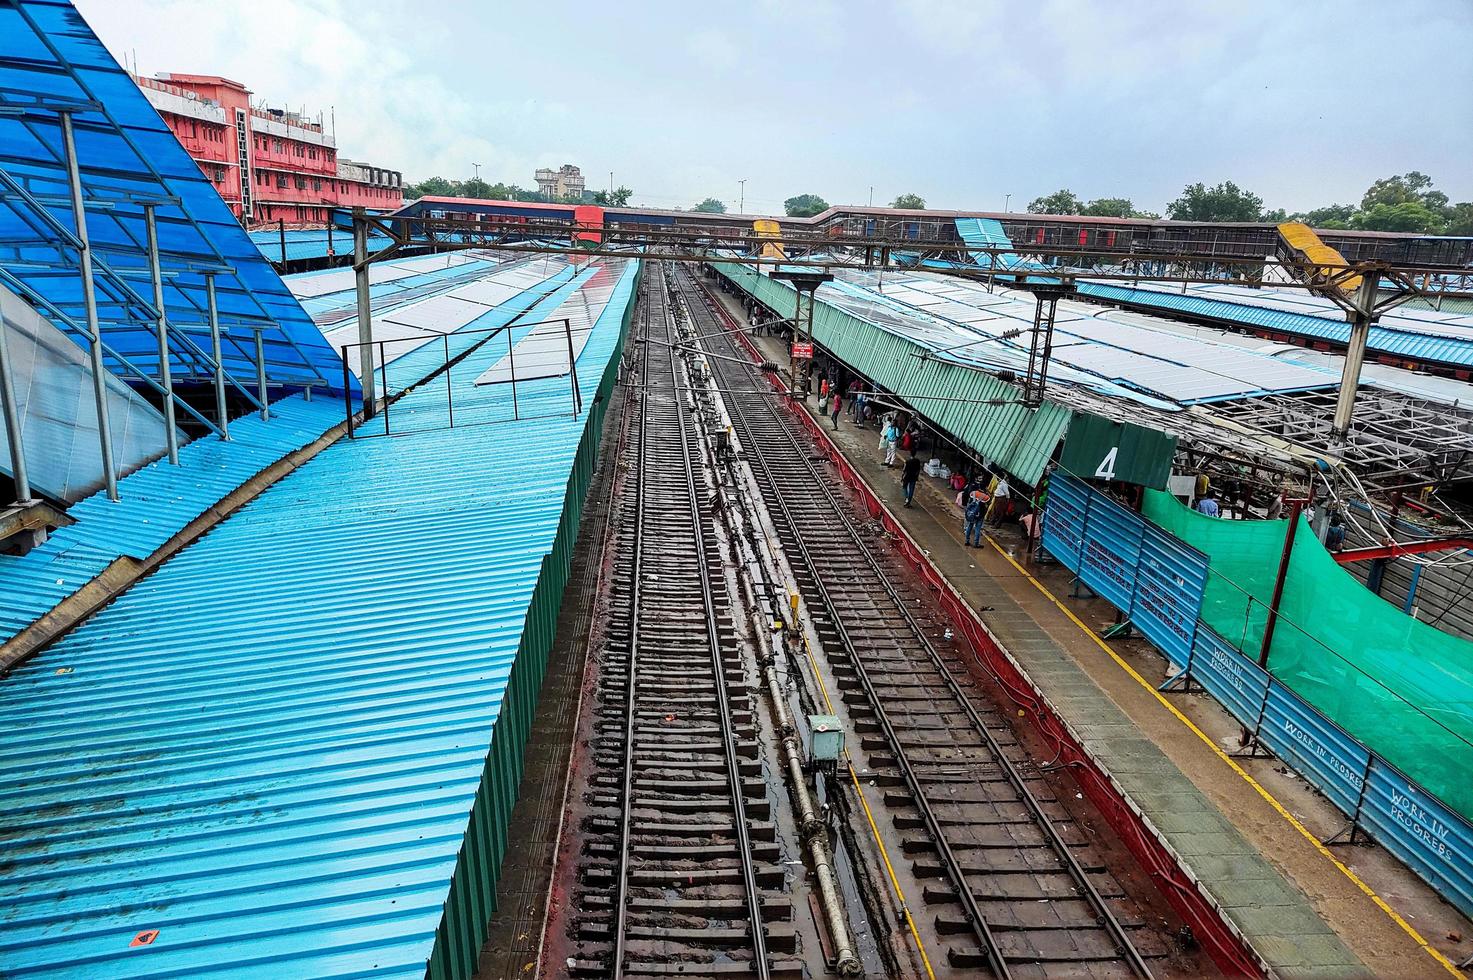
left=1093, top=446, right=1119, bottom=481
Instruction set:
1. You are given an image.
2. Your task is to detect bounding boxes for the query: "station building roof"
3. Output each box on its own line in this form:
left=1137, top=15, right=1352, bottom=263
left=817, top=268, right=1340, bottom=409
left=1077, top=279, right=1473, bottom=371
left=0, top=251, right=638, bottom=977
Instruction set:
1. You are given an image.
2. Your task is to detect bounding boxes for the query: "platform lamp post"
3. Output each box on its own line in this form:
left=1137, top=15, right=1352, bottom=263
left=771, top=268, right=832, bottom=400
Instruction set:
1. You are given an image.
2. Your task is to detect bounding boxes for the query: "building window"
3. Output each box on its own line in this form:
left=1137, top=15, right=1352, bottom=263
left=312, top=178, right=321, bottom=191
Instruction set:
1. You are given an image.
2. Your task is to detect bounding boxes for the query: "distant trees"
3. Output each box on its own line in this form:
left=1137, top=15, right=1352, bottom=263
left=890, top=193, right=926, bottom=209
left=1081, top=197, right=1135, bottom=218
left=784, top=193, right=829, bottom=217
left=1027, top=189, right=1156, bottom=218
left=1015, top=172, right=1469, bottom=234
left=1288, top=173, right=1470, bottom=234
left=1027, top=189, right=1085, bottom=215
left=401, top=175, right=545, bottom=202
left=459, top=177, right=492, bottom=200
left=592, top=186, right=634, bottom=207
left=693, top=198, right=727, bottom=213
left=1166, top=181, right=1265, bottom=222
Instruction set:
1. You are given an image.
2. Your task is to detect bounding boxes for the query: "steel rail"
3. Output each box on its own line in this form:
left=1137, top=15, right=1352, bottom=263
left=663, top=314, right=772, bottom=980
left=610, top=264, right=770, bottom=979
left=677, top=265, right=1153, bottom=978
left=608, top=276, right=652, bottom=979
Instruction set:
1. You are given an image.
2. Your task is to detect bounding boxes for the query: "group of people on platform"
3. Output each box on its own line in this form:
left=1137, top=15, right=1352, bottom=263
left=805, top=359, right=1046, bottom=555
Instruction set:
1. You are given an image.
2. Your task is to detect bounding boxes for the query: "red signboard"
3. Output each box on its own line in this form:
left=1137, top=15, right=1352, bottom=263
left=791, top=342, right=814, bottom=359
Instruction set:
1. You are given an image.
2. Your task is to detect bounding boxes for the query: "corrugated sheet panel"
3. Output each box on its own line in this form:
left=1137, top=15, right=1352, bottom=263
left=0, top=258, right=639, bottom=979
left=0, top=255, right=584, bottom=645
left=835, top=272, right=1336, bottom=405
left=0, top=394, right=343, bottom=642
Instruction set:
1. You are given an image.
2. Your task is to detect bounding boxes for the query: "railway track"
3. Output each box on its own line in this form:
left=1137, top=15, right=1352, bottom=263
left=568, top=264, right=796, bottom=978
left=672, top=263, right=1161, bottom=978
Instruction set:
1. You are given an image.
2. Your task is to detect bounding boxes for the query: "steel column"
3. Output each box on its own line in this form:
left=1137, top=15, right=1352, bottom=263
left=1258, top=499, right=1303, bottom=668
left=60, top=111, right=118, bottom=501
left=1332, top=271, right=1383, bottom=438
left=142, top=204, right=179, bottom=465
left=563, top=317, right=581, bottom=414
left=205, top=273, right=229, bottom=440
left=0, top=306, right=32, bottom=502
left=353, top=210, right=377, bottom=417
left=253, top=328, right=270, bottom=421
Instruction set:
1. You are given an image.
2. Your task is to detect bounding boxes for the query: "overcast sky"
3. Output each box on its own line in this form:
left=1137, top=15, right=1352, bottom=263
left=75, top=0, right=1473, bottom=215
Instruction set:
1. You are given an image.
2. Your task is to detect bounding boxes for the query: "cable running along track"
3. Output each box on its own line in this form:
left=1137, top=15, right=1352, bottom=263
left=671, top=262, right=1157, bottom=978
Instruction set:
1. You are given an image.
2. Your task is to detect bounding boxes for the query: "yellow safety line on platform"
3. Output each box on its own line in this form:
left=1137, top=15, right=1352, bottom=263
left=983, top=533, right=1463, bottom=978
left=800, top=633, right=937, bottom=980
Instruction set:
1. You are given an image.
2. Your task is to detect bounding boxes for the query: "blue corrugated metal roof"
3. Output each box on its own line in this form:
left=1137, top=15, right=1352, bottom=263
left=1080, top=281, right=1473, bottom=369
left=0, top=1, right=346, bottom=395
left=0, top=253, right=579, bottom=645
left=955, top=217, right=1046, bottom=272
left=0, top=257, right=637, bottom=978
left=0, top=394, right=343, bottom=641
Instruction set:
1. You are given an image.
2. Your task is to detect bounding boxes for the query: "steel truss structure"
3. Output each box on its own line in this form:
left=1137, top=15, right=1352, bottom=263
left=1223, top=389, right=1473, bottom=494
left=339, top=208, right=1473, bottom=519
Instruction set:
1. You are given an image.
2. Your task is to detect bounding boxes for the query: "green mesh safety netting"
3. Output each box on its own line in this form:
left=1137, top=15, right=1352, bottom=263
left=1144, top=490, right=1473, bottom=820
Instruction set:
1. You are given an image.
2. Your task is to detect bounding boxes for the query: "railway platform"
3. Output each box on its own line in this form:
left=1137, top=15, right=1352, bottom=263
left=737, top=330, right=1470, bottom=978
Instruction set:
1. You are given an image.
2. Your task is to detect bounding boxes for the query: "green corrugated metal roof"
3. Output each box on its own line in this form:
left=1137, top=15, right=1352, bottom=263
left=714, top=261, right=1071, bottom=484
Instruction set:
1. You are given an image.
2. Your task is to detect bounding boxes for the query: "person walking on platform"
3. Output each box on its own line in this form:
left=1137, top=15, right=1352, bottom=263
left=830, top=393, right=842, bottom=430
left=883, top=419, right=899, bottom=467
left=902, top=453, right=922, bottom=508
left=964, top=490, right=988, bottom=547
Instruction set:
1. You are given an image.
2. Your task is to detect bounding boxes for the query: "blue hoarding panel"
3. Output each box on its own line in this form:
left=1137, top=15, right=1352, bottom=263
left=1257, top=684, right=1371, bottom=814
left=1078, top=493, right=1144, bottom=616
left=1359, top=760, right=1473, bottom=920
left=1190, top=627, right=1271, bottom=727
left=1134, top=524, right=1207, bottom=666
left=1042, top=473, right=1087, bottom=569
left=1039, top=471, right=1473, bottom=922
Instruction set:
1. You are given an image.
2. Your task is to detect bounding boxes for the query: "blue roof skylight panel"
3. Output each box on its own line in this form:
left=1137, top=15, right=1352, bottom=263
left=0, top=0, right=347, bottom=395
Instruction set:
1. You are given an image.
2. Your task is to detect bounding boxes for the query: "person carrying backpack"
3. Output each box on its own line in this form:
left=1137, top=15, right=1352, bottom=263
left=964, top=490, right=988, bottom=547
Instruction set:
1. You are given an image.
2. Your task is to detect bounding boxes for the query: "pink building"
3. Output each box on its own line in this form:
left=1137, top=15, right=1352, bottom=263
left=133, top=72, right=402, bottom=228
